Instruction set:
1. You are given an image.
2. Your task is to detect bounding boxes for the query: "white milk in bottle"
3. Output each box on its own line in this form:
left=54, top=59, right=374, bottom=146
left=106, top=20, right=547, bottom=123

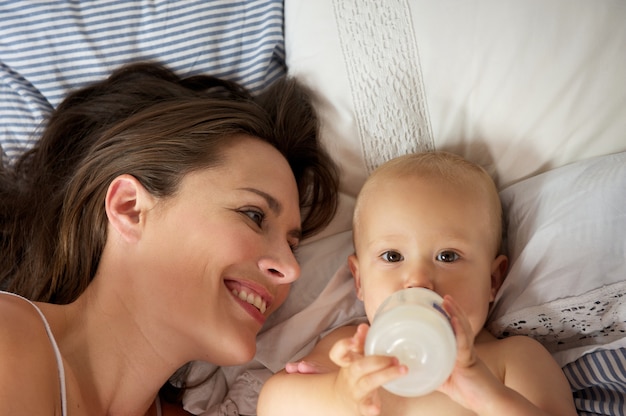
left=364, top=287, right=456, bottom=397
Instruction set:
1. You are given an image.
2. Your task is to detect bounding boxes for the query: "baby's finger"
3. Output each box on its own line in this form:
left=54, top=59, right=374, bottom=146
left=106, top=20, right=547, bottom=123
left=350, top=323, right=369, bottom=355
left=330, top=324, right=370, bottom=367
left=335, top=355, right=406, bottom=415
left=284, top=361, right=300, bottom=373
left=284, top=360, right=332, bottom=374
left=442, top=295, right=476, bottom=367
left=346, top=355, right=408, bottom=395
left=358, top=394, right=383, bottom=416
left=330, top=337, right=360, bottom=367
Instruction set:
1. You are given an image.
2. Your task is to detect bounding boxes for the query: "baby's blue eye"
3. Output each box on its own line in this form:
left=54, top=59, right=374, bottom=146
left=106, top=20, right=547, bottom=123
left=436, top=251, right=459, bottom=263
left=381, top=251, right=403, bottom=263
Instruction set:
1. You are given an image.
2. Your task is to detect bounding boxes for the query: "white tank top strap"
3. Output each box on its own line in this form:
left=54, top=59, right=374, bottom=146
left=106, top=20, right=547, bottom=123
left=0, top=291, right=68, bottom=416
left=156, top=395, right=162, bottom=416
left=156, top=395, right=163, bottom=416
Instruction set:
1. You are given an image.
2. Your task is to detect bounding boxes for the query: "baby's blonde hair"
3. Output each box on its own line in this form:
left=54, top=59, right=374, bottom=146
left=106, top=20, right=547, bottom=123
left=354, top=151, right=503, bottom=256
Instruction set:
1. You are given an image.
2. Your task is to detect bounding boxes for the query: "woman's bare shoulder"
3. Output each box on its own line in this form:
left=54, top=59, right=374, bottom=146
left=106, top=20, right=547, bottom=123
left=0, top=293, right=62, bottom=412
left=0, top=292, right=50, bottom=341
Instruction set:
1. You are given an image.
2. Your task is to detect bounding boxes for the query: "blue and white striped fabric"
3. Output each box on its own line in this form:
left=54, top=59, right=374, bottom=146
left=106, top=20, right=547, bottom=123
left=564, top=348, right=626, bottom=416
left=0, top=0, right=285, bottom=163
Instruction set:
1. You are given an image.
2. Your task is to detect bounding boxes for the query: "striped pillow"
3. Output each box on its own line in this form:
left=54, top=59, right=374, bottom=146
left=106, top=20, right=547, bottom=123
left=564, top=348, right=626, bottom=416
left=0, top=0, right=285, bottom=163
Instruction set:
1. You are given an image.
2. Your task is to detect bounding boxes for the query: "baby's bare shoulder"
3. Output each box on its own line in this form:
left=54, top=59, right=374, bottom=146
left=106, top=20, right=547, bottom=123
left=485, top=335, right=576, bottom=414
left=477, top=332, right=554, bottom=377
left=481, top=333, right=564, bottom=382
left=316, top=324, right=359, bottom=346
left=478, top=330, right=547, bottom=354
left=492, top=334, right=549, bottom=355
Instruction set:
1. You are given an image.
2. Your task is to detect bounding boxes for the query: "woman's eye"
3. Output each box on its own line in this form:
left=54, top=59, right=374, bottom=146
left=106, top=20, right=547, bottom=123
left=241, top=209, right=265, bottom=227
left=436, top=251, right=459, bottom=263
left=381, top=251, right=403, bottom=263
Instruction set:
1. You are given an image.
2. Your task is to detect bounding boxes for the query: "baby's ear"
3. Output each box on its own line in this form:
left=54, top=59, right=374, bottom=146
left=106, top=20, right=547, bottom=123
left=490, top=254, right=509, bottom=301
left=348, top=253, right=364, bottom=300
left=105, top=174, right=156, bottom=243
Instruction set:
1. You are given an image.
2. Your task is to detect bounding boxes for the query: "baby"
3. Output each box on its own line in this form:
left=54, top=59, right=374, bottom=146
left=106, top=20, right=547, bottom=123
left=258, top=151, right=576, bottom=415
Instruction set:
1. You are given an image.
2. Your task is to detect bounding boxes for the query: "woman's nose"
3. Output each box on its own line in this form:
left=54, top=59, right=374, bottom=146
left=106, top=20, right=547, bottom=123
left=258, top=244, right=301, bottom=284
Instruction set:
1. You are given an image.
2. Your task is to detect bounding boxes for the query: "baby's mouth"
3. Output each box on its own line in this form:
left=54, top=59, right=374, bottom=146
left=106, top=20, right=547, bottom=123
left=231, top=287, right=267, bottom=314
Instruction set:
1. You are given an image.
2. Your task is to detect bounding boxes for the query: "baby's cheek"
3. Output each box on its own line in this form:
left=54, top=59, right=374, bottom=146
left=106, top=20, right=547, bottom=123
left=363, top=294, right=385, bottom=322
left=466, top=305, right=490, bottom=337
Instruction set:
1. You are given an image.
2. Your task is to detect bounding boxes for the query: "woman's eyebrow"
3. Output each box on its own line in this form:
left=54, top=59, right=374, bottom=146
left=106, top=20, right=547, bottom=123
left=239, top=187, right=282, bottom=214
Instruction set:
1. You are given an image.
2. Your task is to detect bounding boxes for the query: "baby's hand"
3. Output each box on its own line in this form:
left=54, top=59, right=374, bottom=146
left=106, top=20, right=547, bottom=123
left=284, top=360, right=334, bottom=374
left=329, top=324, right=407, bottom=416
left=437, top=295, right=501, bottom=410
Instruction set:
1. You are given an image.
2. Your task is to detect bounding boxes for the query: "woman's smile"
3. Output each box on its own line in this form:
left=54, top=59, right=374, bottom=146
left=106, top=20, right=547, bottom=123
left=225, top=279, right=274, bottom=325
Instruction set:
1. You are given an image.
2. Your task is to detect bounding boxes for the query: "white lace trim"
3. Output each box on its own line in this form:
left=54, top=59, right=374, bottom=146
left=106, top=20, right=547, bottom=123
left=332, top=0, right=434, bottom=174
left=487, top=281, right=626, bottom=355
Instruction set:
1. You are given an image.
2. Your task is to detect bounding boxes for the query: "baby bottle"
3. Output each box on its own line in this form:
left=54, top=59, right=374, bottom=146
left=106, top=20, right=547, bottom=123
left=364, top=287, right=456, bottom=397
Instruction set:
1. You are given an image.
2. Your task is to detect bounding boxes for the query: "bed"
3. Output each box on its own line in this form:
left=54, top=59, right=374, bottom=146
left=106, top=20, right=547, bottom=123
left=2, top=1, right=625, bottom=415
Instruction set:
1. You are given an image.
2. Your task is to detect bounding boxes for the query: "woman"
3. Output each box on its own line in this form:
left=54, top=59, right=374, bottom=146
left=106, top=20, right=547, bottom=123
left=0, top=63, right=338, bottom=415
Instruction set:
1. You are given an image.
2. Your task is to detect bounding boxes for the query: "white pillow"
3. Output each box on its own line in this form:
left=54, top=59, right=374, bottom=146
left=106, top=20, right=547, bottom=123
left=286, top=0, right=626, bottom=192
left=487, top=151, right=626, bottom=366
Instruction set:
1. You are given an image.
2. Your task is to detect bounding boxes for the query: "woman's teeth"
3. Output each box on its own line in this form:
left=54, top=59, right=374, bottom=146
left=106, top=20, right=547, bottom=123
left=232, top=288, right=267, bottom=314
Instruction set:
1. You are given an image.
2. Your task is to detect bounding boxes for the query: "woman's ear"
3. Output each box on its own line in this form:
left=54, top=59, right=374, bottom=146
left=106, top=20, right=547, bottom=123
left=348, top=253, right=364, bottom=300
left=490, top=254, right=509, bottom=302
left=105, top=174, right=156, bottom=243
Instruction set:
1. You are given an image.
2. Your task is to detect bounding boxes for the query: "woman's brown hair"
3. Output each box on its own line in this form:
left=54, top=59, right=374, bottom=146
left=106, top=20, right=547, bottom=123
left=0, top=62, right=338, bottom=304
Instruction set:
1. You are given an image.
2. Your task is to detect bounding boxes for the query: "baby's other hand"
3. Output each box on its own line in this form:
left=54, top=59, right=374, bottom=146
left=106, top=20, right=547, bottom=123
left=437, top=295, right=499, bottom=410
left=284, top=360, right=334, bottom=374
left=441, top=295, right=479, bottom=370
